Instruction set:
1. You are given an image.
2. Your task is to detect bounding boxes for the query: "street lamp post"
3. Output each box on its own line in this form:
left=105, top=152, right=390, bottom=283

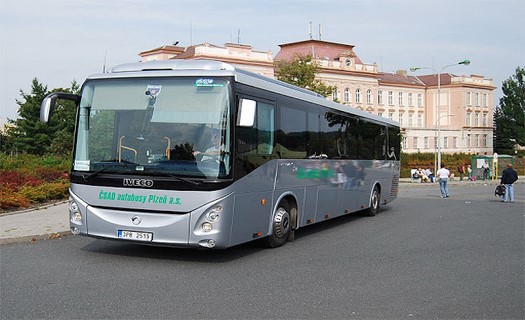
left=410, top=60, right=470, bottom=174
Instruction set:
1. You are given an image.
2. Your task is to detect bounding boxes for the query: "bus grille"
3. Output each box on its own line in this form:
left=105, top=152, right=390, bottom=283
left=390, top=175, right=400, bottom=196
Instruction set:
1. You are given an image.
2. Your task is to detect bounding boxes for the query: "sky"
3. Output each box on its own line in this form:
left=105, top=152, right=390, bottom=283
left=1, top=0, right=524, bottom=125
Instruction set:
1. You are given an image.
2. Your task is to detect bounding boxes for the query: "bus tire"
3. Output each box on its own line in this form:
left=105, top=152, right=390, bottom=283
left=365, top=186, right=380, bottom=217
left=264, top=201, right=292, bottom=248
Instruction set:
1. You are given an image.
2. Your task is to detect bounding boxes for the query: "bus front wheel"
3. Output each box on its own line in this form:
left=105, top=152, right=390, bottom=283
left=365, top=186, right=380, bottom=217
left=264, top=202, right=291, bottom=248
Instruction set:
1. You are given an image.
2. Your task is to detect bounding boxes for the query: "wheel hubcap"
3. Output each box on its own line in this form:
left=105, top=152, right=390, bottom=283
left=274, top=207, right=290, bottom=238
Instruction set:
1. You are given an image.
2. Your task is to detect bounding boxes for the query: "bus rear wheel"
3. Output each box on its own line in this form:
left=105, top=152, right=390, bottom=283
left=264, top=202, right=292, bottom=248
left=365, top=186, right=380, bottom=217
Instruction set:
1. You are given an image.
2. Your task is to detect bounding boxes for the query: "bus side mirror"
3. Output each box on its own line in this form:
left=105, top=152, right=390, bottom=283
left=237, top=98, right=256, bottom=127
left=40, top=92, right=81, bottom=123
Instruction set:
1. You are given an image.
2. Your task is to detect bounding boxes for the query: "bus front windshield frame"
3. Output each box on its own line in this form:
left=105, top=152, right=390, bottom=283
left=74, top=77, right=232, bottom=180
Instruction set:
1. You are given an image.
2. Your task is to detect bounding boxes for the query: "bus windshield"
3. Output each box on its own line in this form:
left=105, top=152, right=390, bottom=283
left=74, top=77, right=231, bottom=179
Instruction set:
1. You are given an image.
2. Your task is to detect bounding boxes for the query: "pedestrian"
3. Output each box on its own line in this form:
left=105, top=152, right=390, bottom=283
left=458, top=164, right=465, bottom=181
left=482, top=161, right=489, bottom=181
left=500, top=163, right=518, bottom=203
left=467, top=164, right=473, bottom=181
left=437, top=163, right=450, bottom=198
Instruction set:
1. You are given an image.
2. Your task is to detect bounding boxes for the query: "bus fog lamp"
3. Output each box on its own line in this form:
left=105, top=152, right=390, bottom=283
left=71, top=227, right=80, bottom=235
left=198, top=239, right=216, bottom=248
left=202, top=222, right=213, bottom=232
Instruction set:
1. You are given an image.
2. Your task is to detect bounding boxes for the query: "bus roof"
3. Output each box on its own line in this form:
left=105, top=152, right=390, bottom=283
left=88, top=59, right=399, bottom=128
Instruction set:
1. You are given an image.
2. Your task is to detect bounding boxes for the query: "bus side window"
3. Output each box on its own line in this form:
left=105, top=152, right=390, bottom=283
left=257, top=102, right=274, bottom=155
left=236, top=98, right=275, bottom=173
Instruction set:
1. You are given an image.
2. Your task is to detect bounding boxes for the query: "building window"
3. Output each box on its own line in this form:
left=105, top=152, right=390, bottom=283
left=378, top=90, right=383, bottom=104
left=466, top=134, right=471, bottom=148
left=417, top=93, right=422, bottom=107
left=398, top=92, right=403, bottom=106
left=453, top=137, right=457, bottom=148
left=408, top=93, right=413, bottom=106
left=355, top=89, right=362, bottom=103
left=388, top=112, right=394, bottom=120
left=378, top=112, right=383, bottom=117
left=408, top=113, right=413, bottom=127
left=366, top=89, right=372, bottom=104
left=402, top=137, right=407, bottom=149
left=424, top=137, right=429, bottom=149
left=482, top=113, right=488, bottom=127
left=474, top=113, right=480, bottom=126
left=483, top=134, right=487, bottom=147
left=388, top=91, right=393, bottom=105
left=413, top=137, right=418, bottom=149
left=434, top=137, right=438, bottom=149
left=482, top=93, right=487, bottom=107
left=332, top=87, right=339, bottom=101
left=398, top=113, right=403, bottom=126
left=466, top=92, right=471, bottom=106
left=344, top=88, right=350, bottom=103
left=474, top=134, right=479, bottom=147
left=475, top=93, right=479, bottom=106
left=466, top=112, right=471, bottom=126
left=417, top=114, right=422, bottom=127
left=443, top=137, right=448, bottom=149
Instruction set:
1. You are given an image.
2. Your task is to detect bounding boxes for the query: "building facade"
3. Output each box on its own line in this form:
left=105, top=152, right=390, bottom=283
left=138, top=40, right=495, bottom=155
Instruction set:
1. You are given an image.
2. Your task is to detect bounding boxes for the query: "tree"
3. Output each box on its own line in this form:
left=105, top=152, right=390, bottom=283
left=494, top=66, right=525, bottom=153
left=8, top=78, right=79, bottom=155
left=275, top=55, right=334, bottom=97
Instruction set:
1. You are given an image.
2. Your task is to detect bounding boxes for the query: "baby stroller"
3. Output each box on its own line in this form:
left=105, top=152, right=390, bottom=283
left=494, top=185, right=506, bottom=198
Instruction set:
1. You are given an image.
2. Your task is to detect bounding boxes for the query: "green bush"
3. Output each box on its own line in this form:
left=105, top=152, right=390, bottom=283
left=0, top=152, right=71, bottom=210
left=400, top=152, right=473, bottom=178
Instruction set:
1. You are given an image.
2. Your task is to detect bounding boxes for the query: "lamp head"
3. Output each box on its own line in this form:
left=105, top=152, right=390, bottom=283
left=410, top=67, right=419, bottom=72
left=459, top=60, right=470, bottom=66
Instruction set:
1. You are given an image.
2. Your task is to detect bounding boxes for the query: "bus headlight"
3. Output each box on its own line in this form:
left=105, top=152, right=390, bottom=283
left=69, top=197, right=82, bottom=223
left=202, top=222, right=213, bottom=232
left=206, top=205, right=222, bottom=222
left=73, top=212, right=82, bottom=222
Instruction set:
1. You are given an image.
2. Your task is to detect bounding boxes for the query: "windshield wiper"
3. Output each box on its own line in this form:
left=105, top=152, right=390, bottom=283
left=82, top=162, right=137, bottom=181
left=147, top=171, right=201, bottom=186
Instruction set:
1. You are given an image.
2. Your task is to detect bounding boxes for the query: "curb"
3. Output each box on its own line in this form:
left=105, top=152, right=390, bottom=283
left=0, top=200, right=68, bottom=217
left=0, top=231, right=71, bottom=245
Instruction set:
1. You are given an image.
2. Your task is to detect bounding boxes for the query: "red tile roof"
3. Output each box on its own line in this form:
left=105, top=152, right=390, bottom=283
left=415, top=73, right=454, bottom=86
left=378, top=72, right=426, bottom=87
left=275, top=39, right=363, bottom=64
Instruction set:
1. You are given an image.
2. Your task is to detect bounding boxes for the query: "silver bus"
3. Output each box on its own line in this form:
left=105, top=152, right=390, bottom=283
left=41, top=60, right=400, bottom=249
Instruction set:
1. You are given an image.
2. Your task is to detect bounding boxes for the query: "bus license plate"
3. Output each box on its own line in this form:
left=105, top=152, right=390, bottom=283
left=118, top=230, right=153, bottom=241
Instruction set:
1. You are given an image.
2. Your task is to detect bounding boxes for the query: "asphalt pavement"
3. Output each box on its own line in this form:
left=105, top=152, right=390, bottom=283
left=0, top=178, right=522, bottom=245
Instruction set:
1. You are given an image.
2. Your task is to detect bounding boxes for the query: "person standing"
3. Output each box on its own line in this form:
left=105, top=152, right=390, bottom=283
left=458, top=164, right=465, bottom=181
left=467, top=164, right=473, bottom=181
left=500, top=163, right=518, bottom=203
left=437, top=163, right=451, bottom=198
left=482, top=161, right=490, bottom=181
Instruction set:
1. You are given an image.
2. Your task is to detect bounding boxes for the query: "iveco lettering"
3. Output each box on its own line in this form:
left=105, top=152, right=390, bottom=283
left=40, top=60, right=400, bottom=249
left=123, top=178, right=154, bottom=187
